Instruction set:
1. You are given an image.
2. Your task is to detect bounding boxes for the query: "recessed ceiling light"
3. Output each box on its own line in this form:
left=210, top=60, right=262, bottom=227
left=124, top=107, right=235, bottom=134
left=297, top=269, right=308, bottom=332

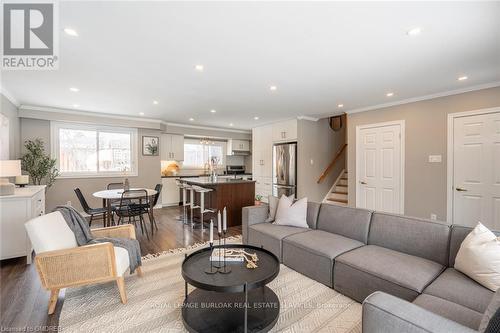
left=189, top=118, right=194, bottom=121
left=254, top=116, right=259, bottom=120
left=210, top=109, right=216, bottom=113
left=458, top=75, right=468, bottom=81
left=153, top=100, right=159, bottom=105
left=73, top=104, right=79, bottom=108
left=139, top=112, right=144, bottom=116
left=229, top=123, right=234, bottom=126
left=407, top=27, right=422, bottom=36
left=337, top=104, right=344, bottom=108
left=195, top=65, right=204, bottom=71
left=69, top=87, right=79, bottom=92
left=386, top=92, right=394, bottom=97
left=64, top=28, right=78, bottom=37
left=270, top=85, right=277, bottom=91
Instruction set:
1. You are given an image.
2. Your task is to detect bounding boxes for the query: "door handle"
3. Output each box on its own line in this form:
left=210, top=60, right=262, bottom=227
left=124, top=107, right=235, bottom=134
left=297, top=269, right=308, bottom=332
left=455, top=187, right=468, bottom=192
left=359, top=181, right=367, bottom=185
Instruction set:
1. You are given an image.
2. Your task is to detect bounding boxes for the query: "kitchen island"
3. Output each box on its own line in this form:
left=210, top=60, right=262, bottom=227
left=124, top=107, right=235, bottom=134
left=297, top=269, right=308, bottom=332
left=182, top=177, right=256, bottom=227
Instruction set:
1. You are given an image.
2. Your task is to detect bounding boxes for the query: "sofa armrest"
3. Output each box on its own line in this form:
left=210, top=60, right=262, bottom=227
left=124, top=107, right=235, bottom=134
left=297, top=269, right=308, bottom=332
left=91, top=224, right=136, bottom=239
left=362, top=292, right=477, bottom=333
left=242, top=204, right=268, bottom=244
left=35, top=243, right=117, bottom=289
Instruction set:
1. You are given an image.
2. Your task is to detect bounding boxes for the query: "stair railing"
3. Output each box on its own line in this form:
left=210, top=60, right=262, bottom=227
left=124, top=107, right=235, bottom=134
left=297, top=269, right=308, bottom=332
left=317, top=143, right=347, bottom=184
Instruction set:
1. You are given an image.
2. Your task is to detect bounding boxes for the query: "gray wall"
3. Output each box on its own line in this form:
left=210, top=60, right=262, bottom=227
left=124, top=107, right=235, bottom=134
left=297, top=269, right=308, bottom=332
left=297, top=118, right=346, bottom=202
left=347, top=86, right=500, bottom=220
left=20, top=118, right=161, bottom=212
left=1, top=95, right=21, bottom=159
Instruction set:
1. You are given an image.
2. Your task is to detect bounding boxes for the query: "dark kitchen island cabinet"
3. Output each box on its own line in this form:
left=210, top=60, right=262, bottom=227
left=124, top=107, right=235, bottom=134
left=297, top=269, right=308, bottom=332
left=183, top=178, right=256, bottom=227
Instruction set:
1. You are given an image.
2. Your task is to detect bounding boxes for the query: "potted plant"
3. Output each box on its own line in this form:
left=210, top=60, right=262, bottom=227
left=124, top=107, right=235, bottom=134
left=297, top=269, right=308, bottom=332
left=21, top=139, right=59, bottom=189
left=255, top=194, right=263, bottom=206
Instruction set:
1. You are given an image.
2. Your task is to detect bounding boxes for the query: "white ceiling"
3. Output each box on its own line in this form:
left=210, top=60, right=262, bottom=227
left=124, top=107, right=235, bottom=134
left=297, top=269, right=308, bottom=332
left=2, top=1, right=500, bottom=130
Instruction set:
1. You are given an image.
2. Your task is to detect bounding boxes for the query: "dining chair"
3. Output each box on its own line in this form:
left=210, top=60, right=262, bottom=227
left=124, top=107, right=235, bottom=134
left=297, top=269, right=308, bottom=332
left=148, top=184, right=162, bottom=233
left=74, top=188, right=112, bottom=227
left=114, top=189, right=150, bottom=240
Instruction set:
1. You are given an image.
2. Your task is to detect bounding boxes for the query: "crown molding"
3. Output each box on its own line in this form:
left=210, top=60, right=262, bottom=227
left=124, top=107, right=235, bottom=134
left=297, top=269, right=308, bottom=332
left=162, top=121, right=251, bottom=134
left=297, top=115, right=319, bottom=121
left=0, top=87, right=20, bottom=107
left=344, top=81, right=500, bottom=115
left=19, top=104, right=164, bottom=123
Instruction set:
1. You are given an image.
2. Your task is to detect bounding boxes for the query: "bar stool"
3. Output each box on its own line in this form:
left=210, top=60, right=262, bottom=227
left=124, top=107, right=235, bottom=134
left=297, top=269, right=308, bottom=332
left=190, top=185, right=216, bottom=230
left=178, top=180, right=191, bottom=225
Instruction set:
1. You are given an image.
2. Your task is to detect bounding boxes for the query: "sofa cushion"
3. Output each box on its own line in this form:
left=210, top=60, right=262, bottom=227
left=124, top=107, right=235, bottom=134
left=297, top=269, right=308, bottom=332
left=334, top=245, right=444, bottom=303
left=449, top=225, right=500, bottom=267
left=247, top=223, right=310, bottom=261
left=25, top=211, right=78, bottom=254
left=306, top=201, right=321, bottom=229
left=282, top=230, right=364, bottom=287
left=368, top=212, right=451, bottom=266
left=413, top=294, right=483, bottom=330
left=316, top=204, right=372, bottom=243
left=423, top=268, right=493, bottom=314
left=114, top=246, right=130, bottom=276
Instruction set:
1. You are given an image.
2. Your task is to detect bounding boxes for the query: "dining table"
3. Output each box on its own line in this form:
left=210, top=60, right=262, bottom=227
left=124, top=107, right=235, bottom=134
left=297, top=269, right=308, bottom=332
left=93, top=188, right=158, bottom=227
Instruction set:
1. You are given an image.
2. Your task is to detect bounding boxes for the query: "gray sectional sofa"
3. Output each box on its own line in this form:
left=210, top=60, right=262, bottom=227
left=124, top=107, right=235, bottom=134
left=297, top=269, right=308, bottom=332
left=242, top=202, right=497, bottom=333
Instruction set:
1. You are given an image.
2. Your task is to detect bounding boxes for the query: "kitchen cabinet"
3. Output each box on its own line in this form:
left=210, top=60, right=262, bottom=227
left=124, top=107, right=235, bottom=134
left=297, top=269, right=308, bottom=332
left=252, top=125, right=273, bottom=202
left=227, top=139, right=250, bottom=155
left=0, top=186, right=45, bottom=264
left=161, top=177, right=180, bottom=206
left=161, top=134, right=184, bottom=161
left=272, top=119, right=297, bottom=142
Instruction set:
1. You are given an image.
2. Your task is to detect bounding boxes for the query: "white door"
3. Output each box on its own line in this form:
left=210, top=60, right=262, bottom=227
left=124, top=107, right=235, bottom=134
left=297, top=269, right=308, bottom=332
left=452, top=112, right=500, bottom=229
left=356, top=121, right=404, bottom=214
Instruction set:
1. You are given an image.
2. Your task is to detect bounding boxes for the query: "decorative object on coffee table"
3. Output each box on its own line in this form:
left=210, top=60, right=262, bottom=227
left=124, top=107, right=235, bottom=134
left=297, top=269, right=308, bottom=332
left=205, top=220, right=218, bottom=274
left=182, top=244, right=280, bottom=333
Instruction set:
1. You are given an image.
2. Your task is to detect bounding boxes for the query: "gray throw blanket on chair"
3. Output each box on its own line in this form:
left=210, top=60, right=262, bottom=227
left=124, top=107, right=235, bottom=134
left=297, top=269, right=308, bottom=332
left=55, top=205, right=142, bottom=274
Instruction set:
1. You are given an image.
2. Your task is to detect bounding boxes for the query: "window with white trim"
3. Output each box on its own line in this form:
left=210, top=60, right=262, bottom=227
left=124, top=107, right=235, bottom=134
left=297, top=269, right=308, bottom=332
left=51, top=122, right=138, bottom=177
left=183, top=138, right=226, bottom=169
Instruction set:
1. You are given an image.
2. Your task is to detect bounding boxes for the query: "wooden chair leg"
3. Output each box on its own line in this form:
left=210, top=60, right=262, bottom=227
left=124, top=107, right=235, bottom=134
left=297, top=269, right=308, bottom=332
left=48, top=289, right=60, bottom=314
left=136, top=266, right=143, bottom=277
left=116, top=277, right=127, bottom=304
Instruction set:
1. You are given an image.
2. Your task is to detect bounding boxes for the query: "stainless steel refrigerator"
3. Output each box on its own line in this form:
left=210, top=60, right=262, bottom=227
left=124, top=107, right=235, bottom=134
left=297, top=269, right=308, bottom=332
left=272, top=142, right=297, bottom=198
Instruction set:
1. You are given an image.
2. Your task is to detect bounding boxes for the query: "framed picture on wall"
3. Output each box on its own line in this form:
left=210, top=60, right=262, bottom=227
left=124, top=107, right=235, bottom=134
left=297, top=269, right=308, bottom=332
left=142, top=136, right=159, bottom=156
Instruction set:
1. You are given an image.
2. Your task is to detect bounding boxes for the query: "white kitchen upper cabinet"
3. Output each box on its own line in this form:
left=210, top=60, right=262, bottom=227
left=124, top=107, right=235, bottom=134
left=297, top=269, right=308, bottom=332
left=170, top=134, right=184, bottom=161
left=161, top=134, right=184, bottom=161
left=272, top=119, right=297, bottom=142
left=227, top=139, right=250, bottom=155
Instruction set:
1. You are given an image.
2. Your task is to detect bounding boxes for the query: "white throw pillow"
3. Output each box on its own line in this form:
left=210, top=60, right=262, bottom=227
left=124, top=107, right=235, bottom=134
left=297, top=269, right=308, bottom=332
left=454, top=222, right=500, bottom=291
left=266, top=194, right=294, bottom=222
left=273, top=195, right=309, bottom=228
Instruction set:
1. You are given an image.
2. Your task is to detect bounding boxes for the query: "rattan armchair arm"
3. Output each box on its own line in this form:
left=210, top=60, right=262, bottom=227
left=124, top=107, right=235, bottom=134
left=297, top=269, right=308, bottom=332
left=35, top=242, right=117, bottom=290
left=91, top=224, right=136, bottom=239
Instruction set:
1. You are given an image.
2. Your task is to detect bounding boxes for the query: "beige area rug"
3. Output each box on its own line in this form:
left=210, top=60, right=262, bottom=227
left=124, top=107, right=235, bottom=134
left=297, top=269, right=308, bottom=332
left=59, top=236, right=362, bottom=332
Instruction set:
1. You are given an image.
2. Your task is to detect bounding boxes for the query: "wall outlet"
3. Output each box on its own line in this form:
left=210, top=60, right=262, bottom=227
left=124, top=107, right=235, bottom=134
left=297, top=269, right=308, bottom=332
left=310, top=159, right=314, bottom=165
left=430, top=213, right=437, bottom=220
left=67, top=201, right=72, bottom=206
left=428, top=155, right=442, bottom=163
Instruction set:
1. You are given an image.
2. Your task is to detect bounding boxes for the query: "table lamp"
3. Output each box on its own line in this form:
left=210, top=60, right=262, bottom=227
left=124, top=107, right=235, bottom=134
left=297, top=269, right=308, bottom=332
left=0, top=160, right=22, bottom=196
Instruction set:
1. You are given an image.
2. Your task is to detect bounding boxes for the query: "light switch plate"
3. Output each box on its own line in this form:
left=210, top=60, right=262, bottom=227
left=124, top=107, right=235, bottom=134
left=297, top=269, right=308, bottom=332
left=430, top=214, right=437, bottom=220
left=428, top=155, right=442, bottom=163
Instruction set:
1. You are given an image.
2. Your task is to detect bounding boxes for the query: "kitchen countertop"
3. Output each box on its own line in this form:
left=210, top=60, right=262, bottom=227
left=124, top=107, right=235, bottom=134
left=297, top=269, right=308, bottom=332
left=182, top=177, right=256, bottom=185
left=161, top=173, right=252, bottom=178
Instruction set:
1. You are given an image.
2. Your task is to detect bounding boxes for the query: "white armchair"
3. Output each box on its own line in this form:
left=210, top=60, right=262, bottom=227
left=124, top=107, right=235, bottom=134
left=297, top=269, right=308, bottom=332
left=25, top=211, right=142, bottom=314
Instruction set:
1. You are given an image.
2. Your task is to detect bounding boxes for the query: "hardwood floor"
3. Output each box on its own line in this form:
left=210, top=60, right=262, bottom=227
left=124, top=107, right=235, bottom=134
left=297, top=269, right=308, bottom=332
left=0, top=206, right=242, bottom=332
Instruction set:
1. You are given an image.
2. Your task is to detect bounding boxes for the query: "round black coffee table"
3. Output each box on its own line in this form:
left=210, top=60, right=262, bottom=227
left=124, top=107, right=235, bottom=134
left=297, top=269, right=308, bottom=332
left=181, top=244, right=280, bottom=333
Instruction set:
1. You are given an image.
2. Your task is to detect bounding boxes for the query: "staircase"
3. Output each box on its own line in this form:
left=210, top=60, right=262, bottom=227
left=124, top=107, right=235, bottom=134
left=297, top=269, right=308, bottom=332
left=324, top=170, right=348, bottom=206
